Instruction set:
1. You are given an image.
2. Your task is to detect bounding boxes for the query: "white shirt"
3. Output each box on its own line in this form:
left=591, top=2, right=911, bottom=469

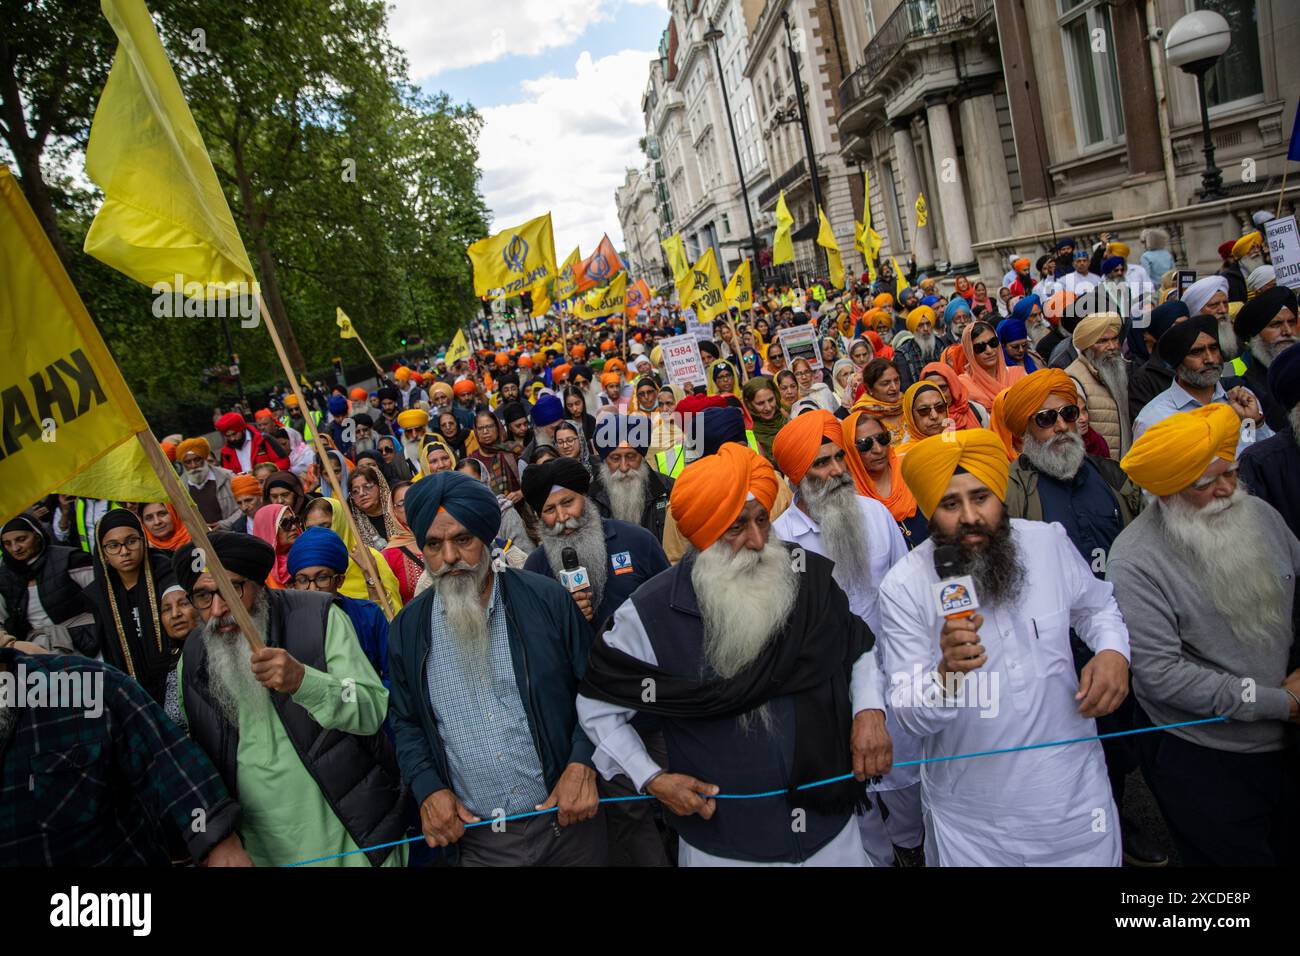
left=876, top=520, right=1129, bottom=866
left=773, top=495, right=920, bottom=793
left=1061, top=271, right=1102, bottom=298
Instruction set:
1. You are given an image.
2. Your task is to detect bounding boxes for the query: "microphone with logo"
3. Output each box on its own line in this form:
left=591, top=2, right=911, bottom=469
left=931, top=545, right=983, bottom=684
left=558, top=546, right=595, bottom=622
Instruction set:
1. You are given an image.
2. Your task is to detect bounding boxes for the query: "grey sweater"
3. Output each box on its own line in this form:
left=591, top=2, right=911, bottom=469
left=1107, top=496, right=1299, bottom=753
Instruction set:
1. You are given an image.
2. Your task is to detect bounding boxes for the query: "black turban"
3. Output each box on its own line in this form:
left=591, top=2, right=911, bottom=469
left=350, top=412, right=374, bottom=428
left=1148, top=300, right=1189, bottom=343
left=1268, top=341, right=1300, bottom=411
left=1233, top=286, right=1297, bottom=341
left=499, top=401, right=529, bottom=425
left=520, top=457, right=591, bottom=514
left=377, top=386, right=400, bottom=403
left=496, top=372, right=520, bottom=391
left=593, top=414, right=651, bottom=461
left=1157, top=314, right=1218, bottom=367
left=96, top=508, right=143, bottom=547
left=173, top=531, right=276, bottom=592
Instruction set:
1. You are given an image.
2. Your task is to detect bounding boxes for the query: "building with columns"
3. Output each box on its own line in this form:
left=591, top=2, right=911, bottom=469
left=833, top=0, right=1300, bottom=283
left=615, top=165, right=663, bottom=279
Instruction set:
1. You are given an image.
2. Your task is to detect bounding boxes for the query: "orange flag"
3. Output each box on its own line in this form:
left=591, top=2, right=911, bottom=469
left=574, top=234, right=624, bottom=292
left=626, top=277, right=653, bottom=318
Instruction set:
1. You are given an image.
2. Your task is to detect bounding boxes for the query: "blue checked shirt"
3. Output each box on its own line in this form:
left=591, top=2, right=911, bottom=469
left=425, top=575, right=548, bottom=817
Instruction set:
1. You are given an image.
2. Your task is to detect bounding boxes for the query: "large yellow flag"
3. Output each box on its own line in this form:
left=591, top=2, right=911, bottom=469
left=725, top=259, right=753, bottom=310
left=816, top=207, right=845, bottom=290
left=445, top=329, right=471, bottom=365
left=336, top=307, right=359, bottom=339
left=466, top=212, right=557, bottom=298
left=854, top=171, right=881, bottom=282
left=83, top=0, right=254, bottom=291
left=57, top=436, right=166, bottom=504
left=573, top=273, right=627, bottom=321
left=552, top=247, right=581, bottom=301
left=1, top=165, right=153, bottom=521
left=689, top=248, right=727, bottom=322
left=530, top=278, right=551, bottom=318
left=661, top=234, right=690, bottom=282
left=773, top=191, right=795, bottom=265
left=890, top=255, right=908, bottom=299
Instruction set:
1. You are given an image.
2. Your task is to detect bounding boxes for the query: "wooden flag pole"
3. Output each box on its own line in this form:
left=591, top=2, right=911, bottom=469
left=727, top=316, right=749, bottom=384
left=347, top=321, right=387, bottom=379
left=135, top=431, right=265, bottom=652
left=1277, top=166, right=1291, bottom=220
left=258, top=294, right=395, bottom=620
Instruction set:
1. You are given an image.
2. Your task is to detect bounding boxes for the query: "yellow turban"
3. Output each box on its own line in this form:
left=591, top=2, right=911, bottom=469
left=396, top=408, right=429, bottom=429
left=394, top=366, right=412, bottom=382
left=651, top=345, right=663, bottom=366
left=670, top=444, right=777, bottom=551
left=1231, top=232, right=1262, bottom=260
left=429, top=381, right=453, bottom=406
left=873, top=293, right=894, bottom=309
left=906, top=305, right=936, bottom=334
left=1106, top=241, right=1130, bottom=259
left=1120, top=404, right=1240, bottom=496
left=901, top=429, right=1010, bottom=518
left=176, top=437, right=210, bottom=461
left=1072, top=312, right=1122, bottom=352
left=988, top=369, right=1078, bottom=458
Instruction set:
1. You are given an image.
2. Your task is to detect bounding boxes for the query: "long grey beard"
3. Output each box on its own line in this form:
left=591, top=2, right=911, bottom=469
left=931, top=508, right=1025, bottom=608
left=600, top=461, right=649, bottom=525
left=433, top=553, right=493, bottom=676
left=202, top=590, right=273, bottom=727
left=1092, top=352, right=1131, bottom=445
left=1020, top=429, right=1086, bottom=481
left=1158, top=488, right=1288, bottom=645
left=184, top=464, right=211, bottom=488
left=914, top=332, right=937, bottom=358
left=1027, top=320, right=1051, bottom=347
left=799, top=471, right=872, bottom=586
left=353, top=437, right=378, bottom=455
left=692, top=538, right=798, bottom=683
left=1251, top=335, right=1296, bottom=369
left=1218, top=320, right=1239, bottom=360
left=538, top=501, right=608, bottom=608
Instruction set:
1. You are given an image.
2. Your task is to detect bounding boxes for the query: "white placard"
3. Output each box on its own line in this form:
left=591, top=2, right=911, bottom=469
left=660, top=333, right=706, bottom=388
left=1265, top=215, right=1300, bottom=290
left=777, top=323, right=823, bottom=370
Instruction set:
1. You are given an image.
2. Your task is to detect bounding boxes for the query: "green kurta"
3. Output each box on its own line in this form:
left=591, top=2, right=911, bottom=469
left=180, top=605, right=407, bottom=867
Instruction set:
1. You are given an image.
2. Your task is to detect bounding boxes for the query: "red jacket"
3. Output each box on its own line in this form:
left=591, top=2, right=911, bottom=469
left=220, top=426, right=288, bottom=473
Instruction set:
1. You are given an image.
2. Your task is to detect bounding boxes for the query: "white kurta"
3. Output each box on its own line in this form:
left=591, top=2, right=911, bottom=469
left=577, top=595, right=883, bottom=867
left=876, top=519, right=1129, bottom=866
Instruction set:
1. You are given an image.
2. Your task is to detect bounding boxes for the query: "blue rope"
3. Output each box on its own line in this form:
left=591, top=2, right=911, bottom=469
left=283, top=715, right=1226, bottom=867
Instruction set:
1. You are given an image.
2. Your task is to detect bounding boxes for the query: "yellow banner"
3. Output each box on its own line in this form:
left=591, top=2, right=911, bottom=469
left=890, top=255, right=907, bottom=299
left=530, top=278, right=551, bottom=318
left=552, top=246, right=581, bottom=301
left=773, top=191, right=794, bottom=265
left=816, top=207, right=845, bottom=290
left=573, top=272, right=627, bottom=321
left=915, top=192, right=928, bottom=229
left=336, top=306, right=358, bottom=339
left=445, top=329, right=470, bottom=365
left=467, top=211, right=557, bottom=298
left=661, top=234, right=690, bottom=282
left=83, top=0, right=254, bottom=291
left=688, top=248, right=727, bottom=322
left=725, top=259, right=753, bottom=310
left=1, top=165, right=150, bottom=522
left=57, top=436, right=166, bottom=503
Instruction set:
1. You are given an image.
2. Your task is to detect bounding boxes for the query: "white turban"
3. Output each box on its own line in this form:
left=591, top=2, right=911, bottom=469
left=1181, top=276, right=1229, bottom=316
left=1247, top=265, right=1276, bottom=292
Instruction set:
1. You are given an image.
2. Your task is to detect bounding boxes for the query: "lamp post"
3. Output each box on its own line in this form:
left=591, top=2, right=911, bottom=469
left=781, top=9, right=827, bottom=278
left=1165, top=10, right=1232, bottom=202
left=703, top=24, right=761, bottom=267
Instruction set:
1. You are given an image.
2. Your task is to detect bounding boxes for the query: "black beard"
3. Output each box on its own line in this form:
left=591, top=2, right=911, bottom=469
left=930, top=507, right=1025, bottom=607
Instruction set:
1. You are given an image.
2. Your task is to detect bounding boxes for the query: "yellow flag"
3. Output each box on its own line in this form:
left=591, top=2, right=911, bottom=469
left=773, top=191, right=794, bottom=265
left=688, top=248, right=727, bottom=322
left=445, top=329, right=470, bottom=365
left=816, top=207, right=845, bottom=290
left=83, top=0, right=254, bottom=291
left=574, top=273, right=627, bottom=321
left=725, top=259, right=753, bottom=310
left=862, top=170, right=874, bottom=232
left=467, top=212, right=557, bottom=298
left=336, top=307, right=358, bottom=339
left=552, top=247, right=581, bottom=301
left=661, top=234, right=690, bottom=282
left=915, top=192, right=928, bottom=229
left=57, top=436, right=167, bottom=503
left=530, top=278, right=551, bottom=318
left=0, top=165, right=151, bottom=521
left=890, top=256, right=907, bottom=299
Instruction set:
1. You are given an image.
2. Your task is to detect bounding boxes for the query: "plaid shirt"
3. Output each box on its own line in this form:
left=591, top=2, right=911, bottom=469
left=0, top=649, right=239, bottom=865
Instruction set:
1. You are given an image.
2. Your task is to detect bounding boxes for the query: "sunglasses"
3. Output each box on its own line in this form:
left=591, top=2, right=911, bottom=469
left=855, top=433, right=892, bottom=451
left=1033, top=404, right=1081, bottom=429
left=971, top=338, right=999, bottom=355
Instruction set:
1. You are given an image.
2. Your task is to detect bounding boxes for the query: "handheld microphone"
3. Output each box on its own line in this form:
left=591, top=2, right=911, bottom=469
left=931, top=545, right=981, bottom=620
left=557, top=546, right=590, bottom=593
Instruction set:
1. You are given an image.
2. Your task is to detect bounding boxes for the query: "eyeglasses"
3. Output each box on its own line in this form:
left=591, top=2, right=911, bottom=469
left=352, top=481, right=378, bottom=494
left=102, top=535, right=144, bottom=555
left=293, top=570, right=340, bottom=590
left=855, top=433, right=892, bottom=451
left=1032, top=404, right=1081, bottom=429
left=190, top=578, right=247, bottom=609
left=380, top=446, right=395, bottom=456
left=971, top=338, right=999, bottom=355
left=279, top=513, right=303, bottom=530
left=555, top=436, right=580, bottom=448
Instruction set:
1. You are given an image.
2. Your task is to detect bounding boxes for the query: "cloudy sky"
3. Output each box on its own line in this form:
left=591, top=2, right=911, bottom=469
left=387, top=0, right=666, bottom=259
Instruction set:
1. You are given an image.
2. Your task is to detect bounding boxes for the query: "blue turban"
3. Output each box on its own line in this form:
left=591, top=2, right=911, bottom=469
left=920, top=294, right=940, bottom=308
left=1100, top=255, right=1125, bottom=276
left=1072, top=248, right=1090, bottom=260
left=1010, top=294, right=1040, bottom=324
left=532, top=393, right=564, bottom=427
left=899, top=286, right=915, bottom=302
left=943, top=297, right=971, bottom=326
left=700, top=406, right=747, bottom=457
left=1054, top=236, right=1075, bottom=251
left=328, top=394, right=348, bottom=417
left=1268, top=341, right=1300, bottom=411
left=996, top=318, right=1027, bottom=344
left=1149, top=300, right=1189, bottom=342
left=403, top=471, right=502, bottom=548
left=287, top=527, right=349, bottom=575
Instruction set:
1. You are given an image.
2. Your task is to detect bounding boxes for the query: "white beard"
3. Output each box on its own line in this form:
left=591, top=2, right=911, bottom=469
left=1250, top=335, right=1296, bottom=369
left=1091, top=351, right=1131, bottom=422
left=799, top=471, right=872, bottom=586
left=433, top=552, right=493, bottom=675
left=600, top=461, right=649, bottom=525
left=202, top=591, right=272, bottom=726
left=692, top=537, right=798, bottom=684
left=1217, top=319, right=1239, bottom=360
left=1157, top=487, right=1288, bottom=645
left=184, top=463, right=212, bottom=488
left=914, top=331, right=937, bottom=358
left=1027, top=320, right=1051, bottom=347
left=1020, top=429, right=1086, bottom=481
left=538, top=500, right=608, bottom=609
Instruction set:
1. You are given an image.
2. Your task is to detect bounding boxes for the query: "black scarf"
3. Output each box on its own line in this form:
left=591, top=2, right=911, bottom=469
left=86, top=544, right=178, bottom=705
left=580, top=548, right=873, bottom=815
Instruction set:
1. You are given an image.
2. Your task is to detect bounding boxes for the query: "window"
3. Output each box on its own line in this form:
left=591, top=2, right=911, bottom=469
left=1195, top=0, right=1263, bottom=109
left=722, top=213, right=731, bottom=236
left=1058, top=0, right=1126, bottom=149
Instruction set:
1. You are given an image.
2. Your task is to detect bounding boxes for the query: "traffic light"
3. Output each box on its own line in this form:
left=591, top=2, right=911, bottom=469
left=399, top=329, right=407, bottom=346
left=520, top=291, right=533, bottom=314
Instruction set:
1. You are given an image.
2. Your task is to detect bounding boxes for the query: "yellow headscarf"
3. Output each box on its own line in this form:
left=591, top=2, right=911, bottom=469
left=308, top=496, right=405, bottom=610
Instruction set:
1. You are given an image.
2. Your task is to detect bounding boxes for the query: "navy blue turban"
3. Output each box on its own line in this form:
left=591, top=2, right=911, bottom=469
left=520, top=457, right=590, bottom=515
left=700, top=406, right=747, bottom=457
left=996, top=318, right=1027, bottom=343
left=532, top=393, right=564, bottom=427
left=286, top=527, right=349, bottom=575
left=1268, top=342, right=1300, bottom=411
left=1149, top=300, right=1189, bottom=342
left=403, top=471, right=502, bottom=548
left=1010, top=294, right=1040, bottom=324
left=328, top=394, right=348, bottom=417
left=1100, top=255, right=1125, bottom=276
left=593, top=414, right=652, bottom=461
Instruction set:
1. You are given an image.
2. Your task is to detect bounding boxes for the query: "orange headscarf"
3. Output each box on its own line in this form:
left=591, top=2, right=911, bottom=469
left=143, top=502, right=192, bottom=552
left=771, top=409, right=846, bottom=485
left=988, top=369, right=1079, bottom=460
left=670, top=444, right=777, bottom=551
left=841, top=407, right=918, bottom=521
left=958, top=322, right=1026, bottom=409
left=920, top=361, right=982, bottom=431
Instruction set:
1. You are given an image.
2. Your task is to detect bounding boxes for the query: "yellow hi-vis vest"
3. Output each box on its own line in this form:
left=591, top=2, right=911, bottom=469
left=654, top=431, right=759, bottom=478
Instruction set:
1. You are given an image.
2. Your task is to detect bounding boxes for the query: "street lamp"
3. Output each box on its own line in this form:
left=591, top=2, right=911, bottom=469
left=781, top=10, right=828, bottom=278
left=703, top=24, right=762, bottom=266
left=1165, top=10, right=1232, bottom=202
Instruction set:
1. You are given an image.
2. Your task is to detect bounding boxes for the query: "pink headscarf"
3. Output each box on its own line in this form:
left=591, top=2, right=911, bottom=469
left=252, top=503, right=292, bottom=587
left=957, top=321, right=1025, bottom=410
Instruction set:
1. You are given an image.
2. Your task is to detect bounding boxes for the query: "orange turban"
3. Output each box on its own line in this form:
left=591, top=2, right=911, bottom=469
left=670, top=444, right=777, bottom=551
left=254, top=408, right=274, bottom=421
left=284, top=393, right=299, bottom=407
left=176, top=437, right=210, bottom=461
left=518, top=354, right=535, bottom=368
left=873, top=293, right=894, bottom=309
left=1120, top=403, right=1240, bottom=496
left=553, top=363, right=571, bottom=383
left=901, top=429, right=1010, bottom=518
left=394, top=366, right=412, bottom=382
left=771, top=409, right=845, bottom=485
left=600, top=372, right=621, bottom=387
left=160, top=441, right=177, bottom=462
left=495, top=352, right=509, bottom=367
left=606, top=358, right=626, bottom=374
left=230, top=473, right=262, bottom=497
left=988, top=369, right=1078, bottom=459
left=571, top=344, right=587, bottom=359
left=452, top=379, right=477, bottom=397
left=349, top=387, right=368, bottom=401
